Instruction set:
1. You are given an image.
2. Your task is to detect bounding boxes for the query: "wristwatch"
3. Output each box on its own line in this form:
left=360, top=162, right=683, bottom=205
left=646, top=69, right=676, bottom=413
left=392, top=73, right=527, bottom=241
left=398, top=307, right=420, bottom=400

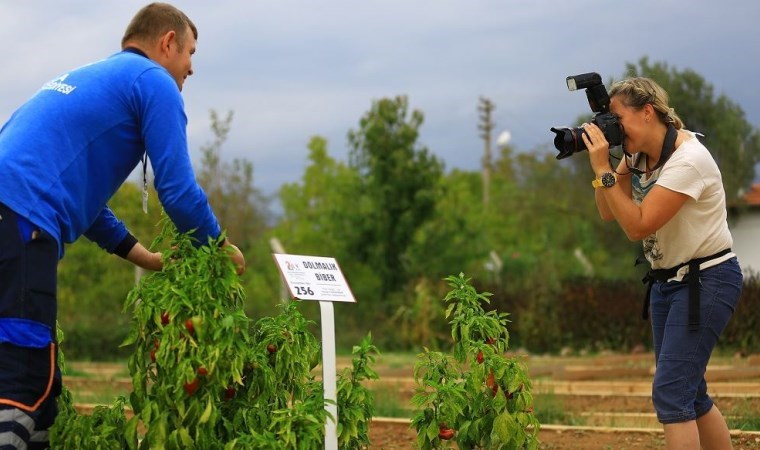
left=592, top=172, right=617, bottom=189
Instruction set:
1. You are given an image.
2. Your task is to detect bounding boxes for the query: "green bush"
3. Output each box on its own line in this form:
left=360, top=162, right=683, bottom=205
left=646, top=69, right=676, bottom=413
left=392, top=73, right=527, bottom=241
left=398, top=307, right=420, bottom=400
left=721, top=272, right=760, bottom=350
left=501, top=273, right=760, bottom=354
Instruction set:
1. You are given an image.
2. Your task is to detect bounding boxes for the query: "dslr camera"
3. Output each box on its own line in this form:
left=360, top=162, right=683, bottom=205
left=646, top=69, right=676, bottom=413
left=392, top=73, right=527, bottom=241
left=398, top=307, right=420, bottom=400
left=550, top=72, right=623, bottom=159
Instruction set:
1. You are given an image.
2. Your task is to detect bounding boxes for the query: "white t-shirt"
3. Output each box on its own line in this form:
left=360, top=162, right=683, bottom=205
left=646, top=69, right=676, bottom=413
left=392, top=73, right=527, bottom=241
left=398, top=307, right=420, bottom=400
left=630, top=131, right=734, bottom=279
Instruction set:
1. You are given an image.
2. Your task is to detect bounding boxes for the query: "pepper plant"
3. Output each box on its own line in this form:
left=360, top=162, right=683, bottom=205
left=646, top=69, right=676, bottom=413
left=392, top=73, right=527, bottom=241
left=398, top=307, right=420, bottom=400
left=410, top=273, right=540, bottom=450
left=50, top=216, right=379, bottom=449
left=50, top=326, right=137, bottom=449
left=336, top=333, right=380, bottom=449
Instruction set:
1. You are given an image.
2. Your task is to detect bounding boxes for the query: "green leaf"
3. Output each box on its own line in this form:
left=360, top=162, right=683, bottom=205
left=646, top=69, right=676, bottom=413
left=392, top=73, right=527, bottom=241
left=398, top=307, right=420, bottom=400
left=120, top=327, right=138, bottom=347
left=492, top=411, right=518, bottom=444
left=125, top=416, right=139, bottom=450
left=178, top=427, right=193, bottom=447
left=426, top=420, right=439, bottom=441
left=198, top=397, right=213, bottom=424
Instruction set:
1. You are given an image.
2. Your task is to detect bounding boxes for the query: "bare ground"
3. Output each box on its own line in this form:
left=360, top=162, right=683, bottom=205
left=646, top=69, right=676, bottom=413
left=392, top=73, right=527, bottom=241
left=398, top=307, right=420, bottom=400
left=369, top=419, right=760, bottom=449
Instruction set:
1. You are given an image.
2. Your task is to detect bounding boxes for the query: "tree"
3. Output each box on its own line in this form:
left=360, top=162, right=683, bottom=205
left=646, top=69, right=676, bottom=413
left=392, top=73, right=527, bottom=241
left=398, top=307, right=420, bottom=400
left=278, top=136, right=362, bottom=260
left=347, top=96, right=444, bottom=299
left=58, top=182, right=163, bottom=359
left=196, top=109, right=270, bottom=248
left=622, top=58, right=760, bottom=201
left=275, top=135, right=386, bottom=315
left=404, top=169, right=489, bottom=281
left=193, top=110, right=283, bottom=319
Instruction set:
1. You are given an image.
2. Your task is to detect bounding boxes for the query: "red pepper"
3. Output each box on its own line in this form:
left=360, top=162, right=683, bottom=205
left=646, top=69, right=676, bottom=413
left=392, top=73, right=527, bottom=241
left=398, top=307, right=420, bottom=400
left=183, top=378, right=199, bottom=396
left=185, top=319, right=195, bottom=336
left=438, top=428, right=455, bottom=440
left=224, top=386, right=236, bottom=400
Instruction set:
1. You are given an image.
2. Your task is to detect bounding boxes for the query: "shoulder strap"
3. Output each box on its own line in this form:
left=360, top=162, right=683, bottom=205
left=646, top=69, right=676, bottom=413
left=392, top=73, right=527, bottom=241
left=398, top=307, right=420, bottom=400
left=649, top=124, right=678, bottom=172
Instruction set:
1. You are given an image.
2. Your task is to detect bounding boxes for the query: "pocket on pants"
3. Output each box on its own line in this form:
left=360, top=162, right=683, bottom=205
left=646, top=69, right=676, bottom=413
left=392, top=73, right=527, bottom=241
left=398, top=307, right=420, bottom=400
left=699, top=259, right=742, bottom=309
left=0, top=343, right=58, bottom=412
left=0, top=206, right=25, bottom=319
left=23, top=231, right=58, bottom=329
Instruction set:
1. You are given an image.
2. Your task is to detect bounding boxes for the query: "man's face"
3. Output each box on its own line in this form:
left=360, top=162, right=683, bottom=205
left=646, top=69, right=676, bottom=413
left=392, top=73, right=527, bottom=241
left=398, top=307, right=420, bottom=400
left=165, top=26, right=195, bottom=91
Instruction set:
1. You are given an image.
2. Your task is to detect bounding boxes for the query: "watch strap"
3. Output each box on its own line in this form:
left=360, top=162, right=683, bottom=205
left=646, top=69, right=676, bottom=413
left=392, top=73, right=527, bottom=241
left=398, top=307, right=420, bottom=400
left=592, top=172, right=617, bottom=188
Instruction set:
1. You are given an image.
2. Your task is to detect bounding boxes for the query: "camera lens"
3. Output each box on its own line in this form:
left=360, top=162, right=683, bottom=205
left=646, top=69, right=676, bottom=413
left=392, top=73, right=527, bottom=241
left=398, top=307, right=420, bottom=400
left=550, top=127, right=587, bottom=159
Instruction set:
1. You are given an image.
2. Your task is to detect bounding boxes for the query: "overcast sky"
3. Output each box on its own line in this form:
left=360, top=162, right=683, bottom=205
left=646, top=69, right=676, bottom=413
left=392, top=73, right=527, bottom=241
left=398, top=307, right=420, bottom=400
left=2, top=1, right=759, bottom=199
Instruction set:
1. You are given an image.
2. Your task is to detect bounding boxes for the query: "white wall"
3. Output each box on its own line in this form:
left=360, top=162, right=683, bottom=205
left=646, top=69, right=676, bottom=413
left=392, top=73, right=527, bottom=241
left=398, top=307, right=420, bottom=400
left=731, top=211, right=760, bottom=275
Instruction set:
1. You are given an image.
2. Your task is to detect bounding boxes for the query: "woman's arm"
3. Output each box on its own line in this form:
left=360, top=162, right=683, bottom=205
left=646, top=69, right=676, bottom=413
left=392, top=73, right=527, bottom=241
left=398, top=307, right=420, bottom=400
left=595, top=158, right=631, bottom=222
left=584, top=124, right=689, bottom=241
left=598, top=182, right=688, bottom=241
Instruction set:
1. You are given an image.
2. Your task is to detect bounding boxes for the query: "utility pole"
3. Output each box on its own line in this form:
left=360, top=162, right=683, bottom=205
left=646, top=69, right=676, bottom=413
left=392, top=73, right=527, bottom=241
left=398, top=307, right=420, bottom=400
left=478, top=97, right=495, bottom=209
left=269, top=237, right=289, bottom=303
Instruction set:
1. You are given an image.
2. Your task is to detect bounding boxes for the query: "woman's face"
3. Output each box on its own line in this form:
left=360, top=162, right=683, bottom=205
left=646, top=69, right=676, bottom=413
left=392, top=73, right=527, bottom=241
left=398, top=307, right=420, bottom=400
left=610, top=95, right=650, bottom=153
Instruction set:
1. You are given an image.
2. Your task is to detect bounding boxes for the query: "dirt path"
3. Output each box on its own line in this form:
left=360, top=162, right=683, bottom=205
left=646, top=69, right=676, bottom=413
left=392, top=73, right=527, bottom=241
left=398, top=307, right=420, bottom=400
left=368, top=419, right=760, bottom=449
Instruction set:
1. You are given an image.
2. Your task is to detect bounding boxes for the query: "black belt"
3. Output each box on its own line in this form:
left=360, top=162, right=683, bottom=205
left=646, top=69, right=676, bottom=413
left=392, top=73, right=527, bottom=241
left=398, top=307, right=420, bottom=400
left=641, top=248, right=731, bottom=332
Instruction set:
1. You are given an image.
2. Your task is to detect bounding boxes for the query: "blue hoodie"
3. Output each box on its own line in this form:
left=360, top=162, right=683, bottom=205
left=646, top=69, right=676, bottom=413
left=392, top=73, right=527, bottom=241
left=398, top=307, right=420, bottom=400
left=0, top=50, right=221, bottom=347
left=0, top=49, right=221, bottom=256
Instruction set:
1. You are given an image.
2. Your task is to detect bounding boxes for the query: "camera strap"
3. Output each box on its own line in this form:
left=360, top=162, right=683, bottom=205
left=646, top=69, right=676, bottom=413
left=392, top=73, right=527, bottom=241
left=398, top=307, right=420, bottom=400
left=649, top=124, right=678, bottom=172
left=623, top=124, right=678, bottom=174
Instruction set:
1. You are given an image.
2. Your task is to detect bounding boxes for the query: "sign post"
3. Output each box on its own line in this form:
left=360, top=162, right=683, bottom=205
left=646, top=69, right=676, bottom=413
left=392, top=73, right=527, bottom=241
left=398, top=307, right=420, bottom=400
left=319, top=301, right=337, bottom=449
left=272, top=253, right=356, bottom=450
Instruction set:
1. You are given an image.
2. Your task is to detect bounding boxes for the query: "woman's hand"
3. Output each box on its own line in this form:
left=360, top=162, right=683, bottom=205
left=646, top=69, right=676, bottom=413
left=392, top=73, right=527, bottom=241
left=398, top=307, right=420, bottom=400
left=581, top=122, right=613, bottom=175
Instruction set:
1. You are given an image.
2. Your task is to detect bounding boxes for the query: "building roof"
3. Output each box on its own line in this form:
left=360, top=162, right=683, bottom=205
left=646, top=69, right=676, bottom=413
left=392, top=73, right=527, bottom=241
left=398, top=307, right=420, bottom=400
left=745, top=183, right=760, bottom=206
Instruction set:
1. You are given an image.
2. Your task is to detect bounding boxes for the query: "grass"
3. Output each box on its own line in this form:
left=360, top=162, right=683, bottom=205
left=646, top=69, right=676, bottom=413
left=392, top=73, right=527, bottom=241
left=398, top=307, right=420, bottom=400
left=69, top=387, right=131, bottom=405
left=64, top=361, right=131, bottom=379
left=371, top=383, right=411, bottom=418
left=60, top=366, right=95, bottom=377
left=379, top=352, right=418, bottom=371
left=726, top=399, right=760, bottom=431
left=533, top=391, right=584, bottom=426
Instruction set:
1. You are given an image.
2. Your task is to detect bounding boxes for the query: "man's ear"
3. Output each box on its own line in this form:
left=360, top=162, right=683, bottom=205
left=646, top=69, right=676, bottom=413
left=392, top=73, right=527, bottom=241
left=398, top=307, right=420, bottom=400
left=158, top=30, right=177, bottom=56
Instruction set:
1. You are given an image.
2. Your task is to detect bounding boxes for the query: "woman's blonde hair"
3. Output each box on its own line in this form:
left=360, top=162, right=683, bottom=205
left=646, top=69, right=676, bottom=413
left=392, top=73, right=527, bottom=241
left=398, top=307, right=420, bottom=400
left=609, top=77, right=684, bottom=129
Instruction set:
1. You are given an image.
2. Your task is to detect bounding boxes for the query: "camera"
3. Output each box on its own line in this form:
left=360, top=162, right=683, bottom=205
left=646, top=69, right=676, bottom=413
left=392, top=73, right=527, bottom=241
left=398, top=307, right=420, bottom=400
left=550, top=72, right=623, bottom=159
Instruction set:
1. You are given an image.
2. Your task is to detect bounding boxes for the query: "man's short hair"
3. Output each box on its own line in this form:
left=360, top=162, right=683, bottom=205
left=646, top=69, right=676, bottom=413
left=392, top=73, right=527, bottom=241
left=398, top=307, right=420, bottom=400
left=121, top=2, right=198, bottom=50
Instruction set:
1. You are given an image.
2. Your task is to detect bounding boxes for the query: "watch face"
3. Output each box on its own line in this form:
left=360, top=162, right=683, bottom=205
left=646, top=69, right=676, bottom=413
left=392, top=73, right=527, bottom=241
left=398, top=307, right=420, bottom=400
left=601, top=172, right=616, bottom=188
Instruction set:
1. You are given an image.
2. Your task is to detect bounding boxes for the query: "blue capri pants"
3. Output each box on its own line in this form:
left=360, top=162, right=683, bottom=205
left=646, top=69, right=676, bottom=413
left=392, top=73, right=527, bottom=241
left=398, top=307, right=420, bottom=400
left=649, top=257, right=742, bottom=424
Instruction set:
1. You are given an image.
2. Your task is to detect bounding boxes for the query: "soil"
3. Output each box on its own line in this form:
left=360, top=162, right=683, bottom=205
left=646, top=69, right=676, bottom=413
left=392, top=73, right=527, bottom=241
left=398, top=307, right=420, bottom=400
left=368, top=419, right=760, bottom=449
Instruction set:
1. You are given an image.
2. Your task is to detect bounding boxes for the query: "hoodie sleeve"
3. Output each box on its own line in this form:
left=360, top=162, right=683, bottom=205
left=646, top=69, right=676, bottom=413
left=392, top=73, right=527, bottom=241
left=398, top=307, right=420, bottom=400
left=131, top=67, right=222, bottom=245
left=83, top=205, right=131, bottom=253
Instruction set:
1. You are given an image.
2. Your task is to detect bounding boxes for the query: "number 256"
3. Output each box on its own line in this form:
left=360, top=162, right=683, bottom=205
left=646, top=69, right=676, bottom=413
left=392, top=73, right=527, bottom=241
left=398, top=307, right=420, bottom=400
left=296, top=286, right=315, bottom=296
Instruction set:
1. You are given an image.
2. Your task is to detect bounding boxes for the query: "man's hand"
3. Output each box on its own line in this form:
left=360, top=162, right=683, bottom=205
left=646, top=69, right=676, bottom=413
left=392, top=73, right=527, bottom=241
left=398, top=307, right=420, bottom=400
left=126, top=242, right=163, bottom=271
left=126, top=238, right=244, bottom=275
left=223, top=240, right=246, bottom=275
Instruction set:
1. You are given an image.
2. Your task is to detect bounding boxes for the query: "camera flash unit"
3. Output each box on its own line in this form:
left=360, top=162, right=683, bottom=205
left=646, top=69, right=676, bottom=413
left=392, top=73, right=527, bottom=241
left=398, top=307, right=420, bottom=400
left=566, top=72, right=602, bottom=91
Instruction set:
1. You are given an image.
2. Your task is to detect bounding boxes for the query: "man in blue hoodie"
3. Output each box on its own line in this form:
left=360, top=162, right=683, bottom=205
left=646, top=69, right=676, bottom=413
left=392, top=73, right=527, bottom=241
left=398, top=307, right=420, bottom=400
left=0, top=3, right=245, bottom=447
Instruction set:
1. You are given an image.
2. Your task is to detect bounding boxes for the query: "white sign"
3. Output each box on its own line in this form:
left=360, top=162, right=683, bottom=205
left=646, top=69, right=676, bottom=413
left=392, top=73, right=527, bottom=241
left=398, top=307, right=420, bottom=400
left=272, top=253, right=356, bottom=303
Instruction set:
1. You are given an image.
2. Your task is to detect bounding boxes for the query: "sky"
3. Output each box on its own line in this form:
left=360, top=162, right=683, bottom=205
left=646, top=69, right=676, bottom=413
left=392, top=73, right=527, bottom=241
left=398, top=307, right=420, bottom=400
left=2, top=1, right=759, bottom=201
